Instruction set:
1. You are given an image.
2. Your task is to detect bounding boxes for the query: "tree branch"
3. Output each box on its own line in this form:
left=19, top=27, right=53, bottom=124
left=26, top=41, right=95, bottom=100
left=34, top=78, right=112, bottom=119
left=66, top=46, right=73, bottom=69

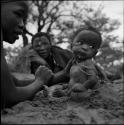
left=24, top=28, right=33, bottom=36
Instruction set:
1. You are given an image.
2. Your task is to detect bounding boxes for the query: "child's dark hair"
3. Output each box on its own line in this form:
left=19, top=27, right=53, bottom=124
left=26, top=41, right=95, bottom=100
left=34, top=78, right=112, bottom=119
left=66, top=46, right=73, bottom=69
left=72, top=26, right=102, bottom=50
left=31, top=32, right=51, bottom=45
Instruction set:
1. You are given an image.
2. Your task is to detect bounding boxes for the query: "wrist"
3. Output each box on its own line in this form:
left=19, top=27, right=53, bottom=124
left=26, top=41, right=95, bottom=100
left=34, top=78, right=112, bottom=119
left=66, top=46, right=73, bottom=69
left=46, top=73, right=54, bottom=86
left=35, top=78, right=44, bottom=86
left=63, top=69, right=69, bottom=77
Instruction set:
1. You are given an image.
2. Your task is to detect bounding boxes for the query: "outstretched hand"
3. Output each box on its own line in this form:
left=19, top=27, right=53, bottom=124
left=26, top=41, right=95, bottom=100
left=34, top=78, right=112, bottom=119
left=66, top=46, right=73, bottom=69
left=64, top=56, right=75, bottom=76
left=35, top=65, right=53, bottom=85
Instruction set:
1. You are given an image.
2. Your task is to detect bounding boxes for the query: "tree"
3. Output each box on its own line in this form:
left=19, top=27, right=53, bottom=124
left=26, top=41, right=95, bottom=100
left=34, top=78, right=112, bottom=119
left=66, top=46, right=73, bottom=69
left=56, top=1, right=122, bottom=70
left=23, top=1, right=121, bottom=47
left=22, top=0, right=75, bottom=46
left=5, top=1, right=123, bottom=73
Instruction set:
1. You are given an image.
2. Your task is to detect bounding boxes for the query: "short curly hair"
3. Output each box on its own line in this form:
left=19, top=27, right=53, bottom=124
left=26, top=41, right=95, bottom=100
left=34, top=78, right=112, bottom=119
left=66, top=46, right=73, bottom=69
left=31, top=32, right=51, bottom=45
left=72, top=26, right=102, bottom=50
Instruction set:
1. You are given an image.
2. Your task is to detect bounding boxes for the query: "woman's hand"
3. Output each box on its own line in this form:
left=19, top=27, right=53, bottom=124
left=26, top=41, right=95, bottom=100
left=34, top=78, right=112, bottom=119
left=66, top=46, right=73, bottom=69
left=35, top=65, right=53, bottom=85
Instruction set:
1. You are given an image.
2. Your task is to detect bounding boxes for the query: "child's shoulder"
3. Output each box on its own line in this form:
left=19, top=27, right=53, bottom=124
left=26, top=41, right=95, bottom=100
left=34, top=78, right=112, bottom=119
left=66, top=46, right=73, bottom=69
left=82, top=59, right=95, bottom=67
left=78, top=59, right=96, bottom=72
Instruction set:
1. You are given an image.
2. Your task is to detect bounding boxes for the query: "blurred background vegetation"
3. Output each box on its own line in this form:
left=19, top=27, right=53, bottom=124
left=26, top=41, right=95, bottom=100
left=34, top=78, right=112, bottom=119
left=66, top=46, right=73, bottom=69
left=4, top=1, right=123, bottom=81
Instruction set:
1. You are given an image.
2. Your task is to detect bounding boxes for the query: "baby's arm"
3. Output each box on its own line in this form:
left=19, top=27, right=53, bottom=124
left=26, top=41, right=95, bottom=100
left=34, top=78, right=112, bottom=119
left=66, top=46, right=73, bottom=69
left=82, top=68, right=98, bottom=89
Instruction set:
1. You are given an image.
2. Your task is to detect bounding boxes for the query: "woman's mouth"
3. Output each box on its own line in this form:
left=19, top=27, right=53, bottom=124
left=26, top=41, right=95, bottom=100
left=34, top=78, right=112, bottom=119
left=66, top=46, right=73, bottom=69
left=38, top=51, right=48, bottom=57
left=39, top=50, right=46, bottom=54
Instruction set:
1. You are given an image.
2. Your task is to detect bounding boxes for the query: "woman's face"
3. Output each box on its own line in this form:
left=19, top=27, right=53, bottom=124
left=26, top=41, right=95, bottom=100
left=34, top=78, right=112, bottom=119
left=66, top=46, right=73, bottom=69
left=32, top=36, right=51, bottom=59
left=72, top=30, right=97, bottom=60
left=1, top=1, right=28, bottom=44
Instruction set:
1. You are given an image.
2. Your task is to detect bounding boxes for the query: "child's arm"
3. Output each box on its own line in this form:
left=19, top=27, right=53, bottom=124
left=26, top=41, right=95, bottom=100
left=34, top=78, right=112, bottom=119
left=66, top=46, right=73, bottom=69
left=1, top=51, right=52, bottom=108
left=82, top=69, right=98, bottom=89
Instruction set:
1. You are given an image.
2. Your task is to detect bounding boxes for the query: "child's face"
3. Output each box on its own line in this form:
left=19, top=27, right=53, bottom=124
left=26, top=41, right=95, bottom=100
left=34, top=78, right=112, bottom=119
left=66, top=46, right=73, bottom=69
left=1, top=1, right=28, bottom=44
left=72, top=30, right=97, bottom=60
left=32, top=36, right=51, bottom=59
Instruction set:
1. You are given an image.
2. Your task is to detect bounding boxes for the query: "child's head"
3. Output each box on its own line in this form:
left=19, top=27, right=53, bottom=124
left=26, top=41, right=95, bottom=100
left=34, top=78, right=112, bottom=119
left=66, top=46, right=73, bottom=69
left=31, top=32, right=52, bottom=59
left=1, top=0, right=29, bottom=44
left=71, top=27, right=102, bottom=60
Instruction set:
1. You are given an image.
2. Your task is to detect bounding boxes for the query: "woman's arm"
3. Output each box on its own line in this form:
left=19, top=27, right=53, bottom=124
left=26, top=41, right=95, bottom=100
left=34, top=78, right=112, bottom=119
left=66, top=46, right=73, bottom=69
left=1, top=53, right=52, bottom=108
left=49, top=70, right=69, bottom=86
left=11, top=74, right=35, bottom=87
left=48, top=57, right=75, bottom=86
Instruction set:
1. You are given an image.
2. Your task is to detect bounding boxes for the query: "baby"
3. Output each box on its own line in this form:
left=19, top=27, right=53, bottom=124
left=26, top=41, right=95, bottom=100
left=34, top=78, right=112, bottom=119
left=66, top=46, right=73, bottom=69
left=42, top=27, right=107, bottom=100
left=68, top=27, right=103, bottom=96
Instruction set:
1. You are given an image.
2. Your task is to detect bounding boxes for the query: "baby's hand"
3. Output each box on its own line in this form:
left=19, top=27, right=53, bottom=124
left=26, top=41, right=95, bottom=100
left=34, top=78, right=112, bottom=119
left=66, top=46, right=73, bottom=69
left=35, top=65, right=53, bottom=84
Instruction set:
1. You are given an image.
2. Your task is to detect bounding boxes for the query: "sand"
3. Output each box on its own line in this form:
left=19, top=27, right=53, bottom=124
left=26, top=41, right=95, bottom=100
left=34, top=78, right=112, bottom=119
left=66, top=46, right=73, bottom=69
left=1, top=73, right=124, bottom=124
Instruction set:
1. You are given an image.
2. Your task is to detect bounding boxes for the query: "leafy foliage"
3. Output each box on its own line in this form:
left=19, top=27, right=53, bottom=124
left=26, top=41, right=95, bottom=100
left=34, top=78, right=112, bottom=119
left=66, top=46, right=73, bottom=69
left=5, top=1, right=123, bottom=76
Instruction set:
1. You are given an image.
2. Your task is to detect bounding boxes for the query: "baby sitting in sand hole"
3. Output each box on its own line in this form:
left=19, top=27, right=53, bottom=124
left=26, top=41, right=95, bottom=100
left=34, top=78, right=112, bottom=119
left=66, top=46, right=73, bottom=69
left=42, top=27, right=108, bottom=101
left=67, top=27, right=105, bottom=100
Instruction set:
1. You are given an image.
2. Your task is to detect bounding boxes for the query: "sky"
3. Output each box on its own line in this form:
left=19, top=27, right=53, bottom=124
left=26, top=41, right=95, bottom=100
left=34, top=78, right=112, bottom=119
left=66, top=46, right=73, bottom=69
left=3, top=0, right=123, bottom=49
left=102, top=1, right=123, bottom=40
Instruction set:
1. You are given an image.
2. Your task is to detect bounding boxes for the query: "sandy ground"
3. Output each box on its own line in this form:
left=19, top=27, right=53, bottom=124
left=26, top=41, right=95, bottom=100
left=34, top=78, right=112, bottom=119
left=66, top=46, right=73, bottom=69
left=1, top=74, right=124, bottom=124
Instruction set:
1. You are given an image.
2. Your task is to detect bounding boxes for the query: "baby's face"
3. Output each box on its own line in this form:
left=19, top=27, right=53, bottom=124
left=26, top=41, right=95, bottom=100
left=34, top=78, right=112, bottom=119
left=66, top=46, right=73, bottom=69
left=72, top=30, right=97, bottom=60
left=72, top=42, right=95, bottom=60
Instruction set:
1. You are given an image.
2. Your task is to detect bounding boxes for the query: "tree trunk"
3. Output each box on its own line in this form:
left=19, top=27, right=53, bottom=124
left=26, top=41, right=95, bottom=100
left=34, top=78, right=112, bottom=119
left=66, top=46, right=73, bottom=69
left=22, top=33, right=28, bottom=47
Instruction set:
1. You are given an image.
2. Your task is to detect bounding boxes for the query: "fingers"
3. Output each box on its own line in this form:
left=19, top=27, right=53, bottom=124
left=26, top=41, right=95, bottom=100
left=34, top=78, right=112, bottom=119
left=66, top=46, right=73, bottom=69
left=36, top=65, right=52, bottom=73
left=35, top=65, right=53, bottom=84
left=42, top=85, right=49, bottom=97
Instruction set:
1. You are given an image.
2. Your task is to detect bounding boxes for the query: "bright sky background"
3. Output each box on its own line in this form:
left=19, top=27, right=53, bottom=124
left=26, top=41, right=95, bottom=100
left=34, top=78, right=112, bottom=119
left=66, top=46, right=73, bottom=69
left=3, top=0, right=123, bottom=49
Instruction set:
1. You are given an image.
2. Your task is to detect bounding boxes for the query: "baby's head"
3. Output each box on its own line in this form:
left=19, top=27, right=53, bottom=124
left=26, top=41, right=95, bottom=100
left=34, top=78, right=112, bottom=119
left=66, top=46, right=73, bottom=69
left=71, top=27, right=102, bottom=61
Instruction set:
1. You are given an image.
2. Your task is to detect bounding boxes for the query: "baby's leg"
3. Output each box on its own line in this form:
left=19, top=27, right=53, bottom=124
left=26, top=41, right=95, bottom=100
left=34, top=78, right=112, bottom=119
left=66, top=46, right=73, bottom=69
left=68, top=65, right=87, bottom=94
left=69, top=65, right=87, bottom=86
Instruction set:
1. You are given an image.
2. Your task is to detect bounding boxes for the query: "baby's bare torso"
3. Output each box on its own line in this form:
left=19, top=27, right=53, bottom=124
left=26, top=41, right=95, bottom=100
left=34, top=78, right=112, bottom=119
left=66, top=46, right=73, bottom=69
left=69, top=59, right=98, bottom=85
